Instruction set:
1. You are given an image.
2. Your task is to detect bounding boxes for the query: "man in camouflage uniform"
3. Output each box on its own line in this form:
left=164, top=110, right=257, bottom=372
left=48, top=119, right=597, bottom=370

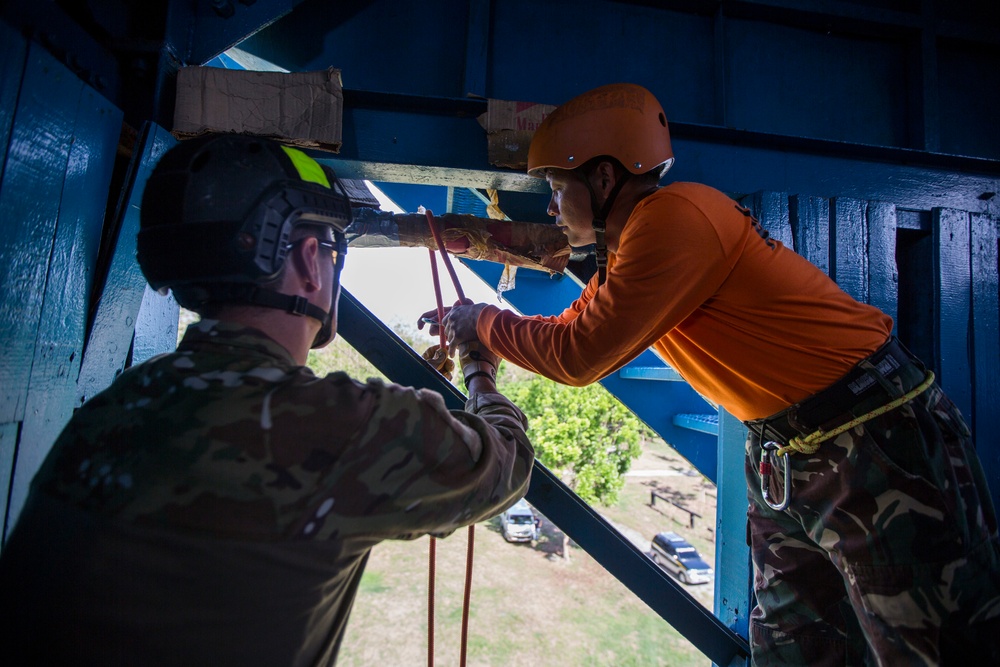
left=0, top=135, right=534, bottom=666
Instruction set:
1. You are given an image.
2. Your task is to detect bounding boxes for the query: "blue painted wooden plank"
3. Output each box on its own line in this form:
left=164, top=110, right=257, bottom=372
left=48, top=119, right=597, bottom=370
left=6, top=74, right=122, bottom=537
left=0, top=422, right=17, bottom=548
left=933, top=208, right=974, bottom=423
left=740, top=191, right=791, bottom=250
left=789, top=195, right=831, bottom=274
left=0, top=44, right=82, bottom=424
left=463, top=0, right=490, bottom=98
left=714, top=408, right=751, bottom=663
left=970, top=212, right=999, bottom=509
left=831, top=198, right=868, bottom=303
left=0, top=23, right=27, bottom=179
left=132, top=285, right=180, bottom=365
left=867, top=201, right=898, bottom=327
left=76, top=124, right=176, bottom=405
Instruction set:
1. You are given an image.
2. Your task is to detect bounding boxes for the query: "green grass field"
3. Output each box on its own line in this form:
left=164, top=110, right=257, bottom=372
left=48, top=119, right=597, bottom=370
left=337, top=437, right=716, bottom=666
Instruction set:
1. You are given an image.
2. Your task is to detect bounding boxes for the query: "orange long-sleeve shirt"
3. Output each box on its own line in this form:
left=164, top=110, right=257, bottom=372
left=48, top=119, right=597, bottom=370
left=477, top=182, right=893, bottom=421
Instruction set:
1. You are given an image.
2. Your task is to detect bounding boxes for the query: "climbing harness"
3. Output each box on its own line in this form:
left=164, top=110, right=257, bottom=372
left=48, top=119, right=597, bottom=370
left=758, top=370, right=936, bottom=511
left=423, top=209, right=476, bottom=667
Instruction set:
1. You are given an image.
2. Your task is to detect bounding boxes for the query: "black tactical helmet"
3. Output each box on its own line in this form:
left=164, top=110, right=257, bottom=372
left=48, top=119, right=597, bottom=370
left=137, top=134, right=352, bottom=348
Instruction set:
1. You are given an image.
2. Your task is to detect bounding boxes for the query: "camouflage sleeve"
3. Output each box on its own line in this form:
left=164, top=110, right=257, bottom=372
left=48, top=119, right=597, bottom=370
left=301, top=382, right=533, bottom=542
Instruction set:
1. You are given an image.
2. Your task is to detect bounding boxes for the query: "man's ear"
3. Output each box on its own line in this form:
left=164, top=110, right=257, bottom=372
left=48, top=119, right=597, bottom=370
left=288, top=237, right=322, bottom=294
left=593, top=160, right=618, bottom=198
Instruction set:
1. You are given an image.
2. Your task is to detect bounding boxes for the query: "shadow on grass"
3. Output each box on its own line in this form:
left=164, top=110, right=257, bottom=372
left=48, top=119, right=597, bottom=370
left=485, top=516, right=569, bottom=559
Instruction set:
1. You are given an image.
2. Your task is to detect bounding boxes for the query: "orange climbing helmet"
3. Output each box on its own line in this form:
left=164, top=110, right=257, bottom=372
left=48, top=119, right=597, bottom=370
left=527, top=83, right=674, bottom=178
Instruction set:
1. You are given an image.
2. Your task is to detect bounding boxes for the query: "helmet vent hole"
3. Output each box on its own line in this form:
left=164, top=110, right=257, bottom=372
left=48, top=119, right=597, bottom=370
left=658, top=112, right=667, bottom=127
left=190, top=151, right=211, bottom=173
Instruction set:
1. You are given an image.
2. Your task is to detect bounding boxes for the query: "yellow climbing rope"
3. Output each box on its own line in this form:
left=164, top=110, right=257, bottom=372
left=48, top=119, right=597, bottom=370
left=776, top=370, right=936, bottom=457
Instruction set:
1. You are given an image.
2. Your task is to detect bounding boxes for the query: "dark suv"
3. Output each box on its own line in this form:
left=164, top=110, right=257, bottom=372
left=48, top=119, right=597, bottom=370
left=650, top=531, right=713, bottom=585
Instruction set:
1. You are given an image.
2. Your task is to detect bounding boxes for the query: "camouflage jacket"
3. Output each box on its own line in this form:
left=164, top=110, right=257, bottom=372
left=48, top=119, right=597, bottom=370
left=0, top=320, right=533, bottom=666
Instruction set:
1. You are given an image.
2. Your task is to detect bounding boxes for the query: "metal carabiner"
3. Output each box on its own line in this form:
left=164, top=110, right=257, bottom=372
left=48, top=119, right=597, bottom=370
left=759, top=441, right=792, bottom=511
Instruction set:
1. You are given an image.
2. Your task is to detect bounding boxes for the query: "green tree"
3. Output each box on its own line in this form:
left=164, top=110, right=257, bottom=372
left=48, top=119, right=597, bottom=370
left=308, top=336, right=387, bottom=380
left=308, top=321, right=439, bottom=380
left=501, top=376, right=644, bottom=508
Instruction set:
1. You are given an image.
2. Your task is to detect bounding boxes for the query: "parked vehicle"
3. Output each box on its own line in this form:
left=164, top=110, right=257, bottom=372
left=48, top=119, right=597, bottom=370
left=650, top=531, right=713, bottom=584
left=499, top=499, right=539, bottom=543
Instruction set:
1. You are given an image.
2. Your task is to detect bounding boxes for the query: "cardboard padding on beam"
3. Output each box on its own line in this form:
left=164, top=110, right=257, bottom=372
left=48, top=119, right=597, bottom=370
left=172, top=66, right=343, bottom=153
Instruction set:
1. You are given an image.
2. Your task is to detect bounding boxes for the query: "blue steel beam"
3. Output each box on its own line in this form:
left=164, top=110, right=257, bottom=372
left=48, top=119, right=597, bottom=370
left=240, top=0, right=1000, bottom=161
left=674, top=413, right=720, bottom=436
left=320, top=102, right=1000, bottom=217
left=335, top=288, right=750, bottom=665
left=165, top=0, right=303, bottom=66
left=462, top=0, right=490, bottom=98
left=619, top=366, right=686, bottom=382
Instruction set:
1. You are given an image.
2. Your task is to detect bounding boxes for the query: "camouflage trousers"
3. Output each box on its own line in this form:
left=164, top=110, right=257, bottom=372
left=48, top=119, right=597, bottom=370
left=745, top=383, right=1000, bottom=666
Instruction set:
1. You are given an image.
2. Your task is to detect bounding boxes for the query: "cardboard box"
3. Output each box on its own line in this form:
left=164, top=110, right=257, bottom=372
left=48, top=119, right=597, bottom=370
left=478, top=99, right=556, bottom=169
left=172, top=67, right=343, bottom=153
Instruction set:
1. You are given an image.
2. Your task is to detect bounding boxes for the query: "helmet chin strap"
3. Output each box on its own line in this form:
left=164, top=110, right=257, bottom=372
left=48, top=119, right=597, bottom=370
left=310, top=249, right=346, bottom=348
left=204, top=246, right=346, bottom=349
left=579, top=170, right=630, bottom=286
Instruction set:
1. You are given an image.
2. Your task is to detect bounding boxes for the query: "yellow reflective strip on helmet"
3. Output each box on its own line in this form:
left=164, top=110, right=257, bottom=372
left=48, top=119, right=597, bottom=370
left=280, top=146, right=331, bottom=188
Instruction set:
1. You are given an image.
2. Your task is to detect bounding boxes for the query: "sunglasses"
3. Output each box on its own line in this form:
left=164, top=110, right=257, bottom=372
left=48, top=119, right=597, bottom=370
left=285, top=237, right=343, bottom=263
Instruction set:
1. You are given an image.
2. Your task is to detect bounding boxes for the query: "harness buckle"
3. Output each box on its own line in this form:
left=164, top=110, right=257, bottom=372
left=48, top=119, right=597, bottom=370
left=759, top=441, right=792, bottom=511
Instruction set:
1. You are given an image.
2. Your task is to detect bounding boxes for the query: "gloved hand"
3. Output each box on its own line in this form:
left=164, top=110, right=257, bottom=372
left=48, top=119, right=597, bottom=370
left=422, top=344, right=455, bottom=381
left=417, top=300, right=489, bottom=356
left=455, top=340, right=499, bottom=386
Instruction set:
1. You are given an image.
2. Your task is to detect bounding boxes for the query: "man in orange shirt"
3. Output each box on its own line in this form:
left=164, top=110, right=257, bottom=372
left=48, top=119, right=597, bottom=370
left=422, top=83, right=1000, bottom=664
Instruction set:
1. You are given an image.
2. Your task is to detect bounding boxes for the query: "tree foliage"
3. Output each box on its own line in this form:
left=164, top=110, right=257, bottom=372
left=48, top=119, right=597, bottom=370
left=501, top=376, right=644, bottom=507
left=308, top=336, right=388, bottom=381
left=308, top=322, right=431, bottom=381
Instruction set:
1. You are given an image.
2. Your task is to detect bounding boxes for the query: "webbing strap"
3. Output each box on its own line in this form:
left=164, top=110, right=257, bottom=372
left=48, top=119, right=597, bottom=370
left=776, top=370, right=936, bottom=457
left=581, top=170, right=630, bottom=286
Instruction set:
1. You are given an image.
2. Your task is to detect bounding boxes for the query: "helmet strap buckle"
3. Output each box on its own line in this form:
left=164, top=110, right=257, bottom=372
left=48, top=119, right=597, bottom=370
left=289, top=295, right=309, bottom=317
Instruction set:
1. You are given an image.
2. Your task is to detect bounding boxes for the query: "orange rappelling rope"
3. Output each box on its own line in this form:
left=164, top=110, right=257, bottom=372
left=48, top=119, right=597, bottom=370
left=427, top=535, right=436, bottom=667
left=425, top=209, right=466, bottom=303
left=428, top=247, right=447, bottom=350
left=424, top=209, right=476, bottom=667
